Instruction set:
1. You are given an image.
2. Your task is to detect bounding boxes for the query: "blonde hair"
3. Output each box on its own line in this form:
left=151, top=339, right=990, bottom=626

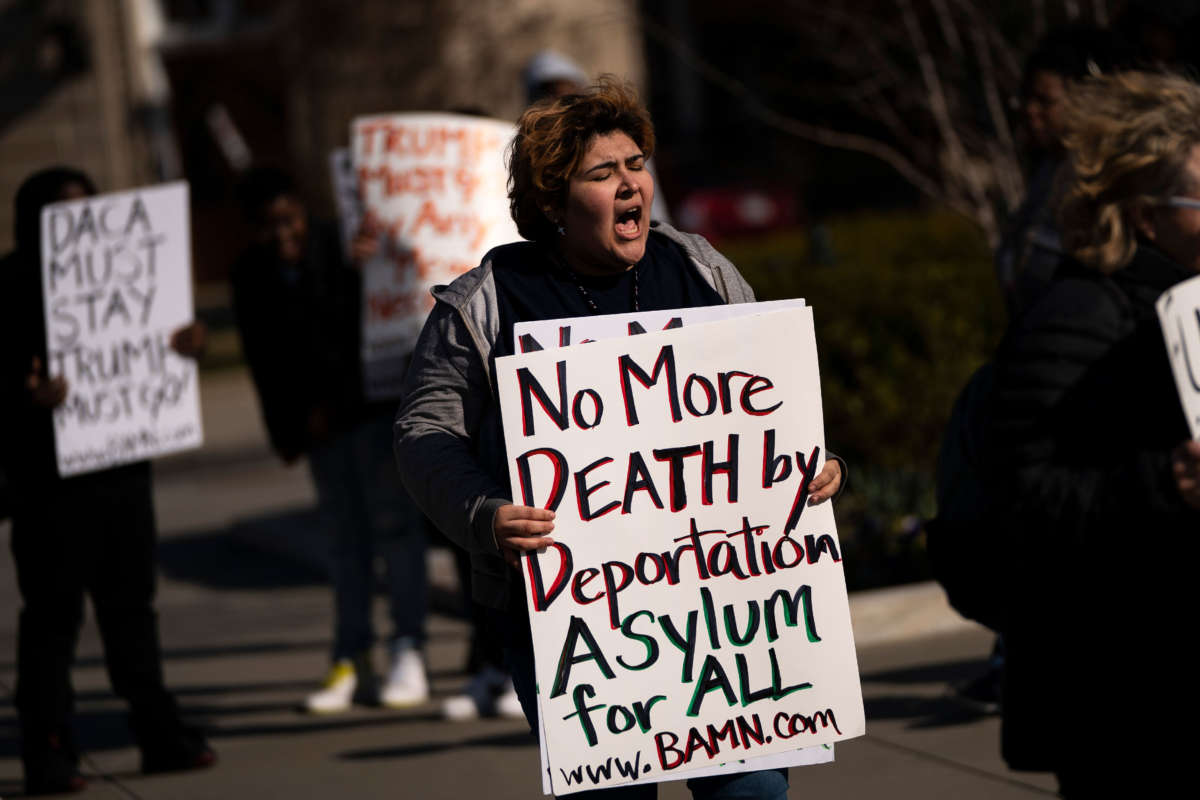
left=1059, top=71, right=1200, bottom=273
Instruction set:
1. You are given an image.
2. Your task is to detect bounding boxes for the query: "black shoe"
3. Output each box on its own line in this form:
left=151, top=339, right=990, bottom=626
left=140, top=723, right=217, bottom=774
left=23, top=733, right=88, bottom=796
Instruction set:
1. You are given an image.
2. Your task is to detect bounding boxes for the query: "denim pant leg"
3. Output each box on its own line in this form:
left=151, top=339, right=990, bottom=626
left=11, top=496, right=87, bottom=749
left=357, top=414, right=427, bottom=646
left=507, top=633, right=656, bottom=799
left=86, top=469, right=174, bottom=717
left=501, top=613, right=539, bottom=736
left=686, top=769, right=789, bottom=800
left=309, top=430, right=375, bottom=661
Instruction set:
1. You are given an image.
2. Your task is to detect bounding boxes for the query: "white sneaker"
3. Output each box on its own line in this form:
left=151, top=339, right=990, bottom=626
left=305, top=659, right=358, bottom=714
left=380, top=642, right=429, bottom=708
left=441, top=666, right=523, bottom=721
left=495, top=683, right=524, bottom=719
left=441, top=693, right=482, bottom=721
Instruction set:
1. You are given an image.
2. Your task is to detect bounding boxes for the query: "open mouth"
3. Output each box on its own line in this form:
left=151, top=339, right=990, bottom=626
left=615, top=206, right=642, bottom=239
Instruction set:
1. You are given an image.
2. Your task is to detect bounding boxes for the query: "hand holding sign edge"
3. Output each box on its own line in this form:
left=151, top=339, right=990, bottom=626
left=493, top=503, right=555, bottom=567
left=27, top=356, right=68, bottom=409
left=1171, top=440, right=1200, bottom=509
left=807, top=457, right=844, bottom=505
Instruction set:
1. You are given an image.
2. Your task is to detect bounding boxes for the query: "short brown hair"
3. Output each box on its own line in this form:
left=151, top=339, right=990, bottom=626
left=508, top=77, right=655, bottom=242
left=1059, top=71, right=1200, bottom=273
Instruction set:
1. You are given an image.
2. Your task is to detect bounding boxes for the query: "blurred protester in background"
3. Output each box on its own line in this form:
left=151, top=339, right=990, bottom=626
left=438, top=546, right=522, bottom=721
left=395, top=78, right=844, bottom=800
left=984, top=71, right=1200, bottom=796
left=952, top=25, right=1126, bottom=718
left=0, top=167, right=214, bottom=795
left=231, top=167, right=428, bottom=713
left=994, top=25, right=1125, bottom=318
left=433, top=109, right=524, bottom=723
left=523, top=49, right=590, bottom=106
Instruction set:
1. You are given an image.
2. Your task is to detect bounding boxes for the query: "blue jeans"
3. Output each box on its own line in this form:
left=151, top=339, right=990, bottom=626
left=502, top=612, right=789, bottom=800
left=309, top=413, right=427, bottom=660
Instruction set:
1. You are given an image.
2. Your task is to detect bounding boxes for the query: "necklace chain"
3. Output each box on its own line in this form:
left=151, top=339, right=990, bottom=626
left=557, top=257, right=640, bottom=315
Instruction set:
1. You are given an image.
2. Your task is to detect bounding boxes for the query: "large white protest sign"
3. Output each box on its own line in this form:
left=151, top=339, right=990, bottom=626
left=516, top=299, right=832, bottom=795
left=352, top=112, right=521, bottom=399
left=40, top=182, right=203, bottom=476
left=496, top=308, right=865, bottom=795
left=513, top=299, right=807, bottom=353
left=1158, top=275, right=1200, bottom=439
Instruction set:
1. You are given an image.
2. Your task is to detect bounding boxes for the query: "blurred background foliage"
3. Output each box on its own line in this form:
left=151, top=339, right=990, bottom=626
left=722, top=210, right=1005, bottom=589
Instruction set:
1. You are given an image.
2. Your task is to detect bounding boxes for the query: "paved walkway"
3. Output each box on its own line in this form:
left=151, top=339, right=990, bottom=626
left=0, top=368, right=1060, bottom=798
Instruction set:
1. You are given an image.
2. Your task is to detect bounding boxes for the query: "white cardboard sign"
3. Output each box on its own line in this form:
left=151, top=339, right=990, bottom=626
left=351, top=112, right=521, bottom=399
left=1158, top=275, right=1200, bottom=439
left=39, top=182, right=203, bottom=476
left=516, top=299, right=833, bottom=795
left=513, top=299, right=807, bottom=354
left=496, top=307, right=865, bottom=795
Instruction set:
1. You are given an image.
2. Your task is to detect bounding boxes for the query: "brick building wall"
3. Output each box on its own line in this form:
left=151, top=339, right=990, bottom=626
left=0, top=0, right=154, bottom=253
left=0, top=0, right=645, bottom=263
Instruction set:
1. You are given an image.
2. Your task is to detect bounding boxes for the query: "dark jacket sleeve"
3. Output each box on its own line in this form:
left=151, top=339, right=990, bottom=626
left=393, top=301, right=509, bottom=556
left=0, top=270, right=27, bottom=423
left=985, top=277, right=1185, bottom=547
left=827, top=453, right=848, bottom=499
left=231, top=263, right=307, bottom=458
left=0, top=261, right=57, bottom=480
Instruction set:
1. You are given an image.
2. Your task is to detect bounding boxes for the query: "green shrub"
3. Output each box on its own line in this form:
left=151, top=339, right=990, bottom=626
left=720, top=209, right=1005, bottom=588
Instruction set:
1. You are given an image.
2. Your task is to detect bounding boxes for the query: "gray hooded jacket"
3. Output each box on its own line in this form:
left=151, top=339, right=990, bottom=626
left=394, top=222, right=757, bottom=610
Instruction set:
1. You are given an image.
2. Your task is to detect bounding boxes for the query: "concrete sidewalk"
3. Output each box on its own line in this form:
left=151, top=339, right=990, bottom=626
left=0, top=367, right=1057, bottom=798
left=0, top=537, right=1056, bottom=799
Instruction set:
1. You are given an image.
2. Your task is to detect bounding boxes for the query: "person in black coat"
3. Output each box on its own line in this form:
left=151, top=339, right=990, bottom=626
left=231, top=167, right=429, bottom=713
left=994, top=25, right=1128, bottom=319
left=0, top=167, right=214, bottom=795
left=984, top=72, right=1200, bottom=796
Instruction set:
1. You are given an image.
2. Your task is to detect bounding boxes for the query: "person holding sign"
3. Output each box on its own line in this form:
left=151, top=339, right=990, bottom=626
left=395, top=79, right=844, bottom=798
left=231, top=167, right=430, bottom=713
left=0, top=167, right=214, bottom=795
left=982, top=72, right=1200, bottom=796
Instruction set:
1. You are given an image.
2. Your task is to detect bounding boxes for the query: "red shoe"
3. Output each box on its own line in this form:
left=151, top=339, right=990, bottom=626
left=140, top=725, right=217, bottom=774
left=23, top=733, right=88, bottom=796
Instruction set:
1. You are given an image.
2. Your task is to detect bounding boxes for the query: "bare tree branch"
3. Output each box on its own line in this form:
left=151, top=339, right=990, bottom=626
left=931, top=0, right=964, bottom=56
left=637, top=15, right=977, bottom=220
left=848, top=82, right=922, bottom=153
left=948, top=0, right=1021, bottom=79
left=1033, top=0, right=1046, bottom=38
left=898, top=0, right=965, bottom=172
left=898, top=0, right=997, bottom=238
left=642, top=1, right=1073, bottom=247
left=970, top=25, right=1021, bottom=209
